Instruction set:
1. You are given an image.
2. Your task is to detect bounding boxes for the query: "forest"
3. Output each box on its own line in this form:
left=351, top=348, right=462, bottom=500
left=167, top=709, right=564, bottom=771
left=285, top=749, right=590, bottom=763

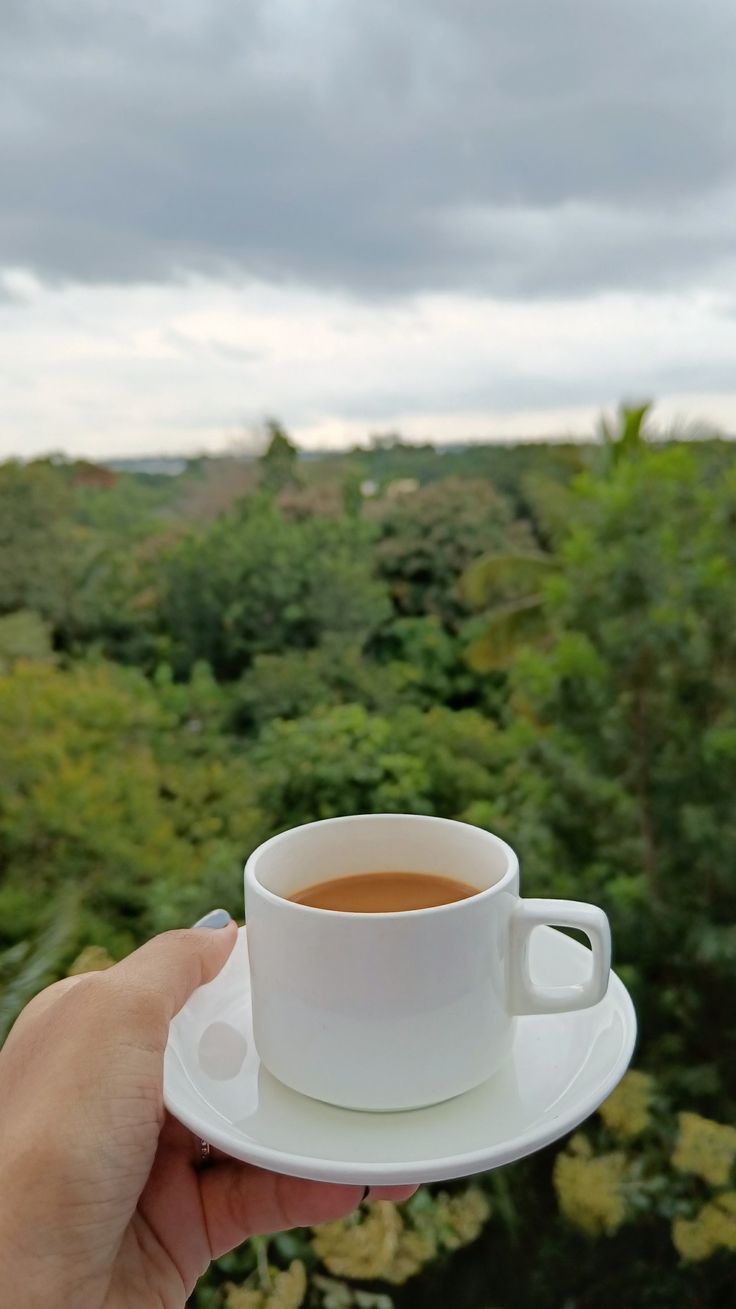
left=1, top=407, right=735, bottom=1308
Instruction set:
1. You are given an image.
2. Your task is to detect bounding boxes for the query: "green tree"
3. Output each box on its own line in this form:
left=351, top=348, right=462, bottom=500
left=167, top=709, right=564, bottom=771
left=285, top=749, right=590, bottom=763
left=489, top=446, right=736, bottom=1111
left=0, top=611, right=53, bottom=671
left=252, top=702, right=499, bottom=828
left=0, top=459, right=166, bottom=664
left=0, top=661, right=262, bottom=954
left=370, top=614, right=485, bottom=709
left=460, top=406, right=664, bottom=672
left=230, top=638, right=405, bottom=732
left=371, top=477, right=534, bottom=627
left=0, top=460, right=74, bottom=622
left=156, top=503, right=391, bottom=678
left=259, top=419, right=300, bottom=493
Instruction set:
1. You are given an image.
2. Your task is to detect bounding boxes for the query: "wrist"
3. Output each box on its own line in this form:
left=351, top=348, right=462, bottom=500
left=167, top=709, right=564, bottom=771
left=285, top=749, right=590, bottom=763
left=0, top=1187, right=104, bottom=1309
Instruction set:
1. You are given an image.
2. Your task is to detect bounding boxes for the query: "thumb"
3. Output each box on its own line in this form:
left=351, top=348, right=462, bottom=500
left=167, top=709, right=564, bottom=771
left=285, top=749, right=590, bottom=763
left=110, top=912, right=238, bottom=1022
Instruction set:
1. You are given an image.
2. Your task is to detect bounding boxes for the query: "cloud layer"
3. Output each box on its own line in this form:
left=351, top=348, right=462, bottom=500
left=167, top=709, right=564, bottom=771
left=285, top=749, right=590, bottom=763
left=3, top=271, right=736, bottom=458
left=3, top=0, right=736, bottom=296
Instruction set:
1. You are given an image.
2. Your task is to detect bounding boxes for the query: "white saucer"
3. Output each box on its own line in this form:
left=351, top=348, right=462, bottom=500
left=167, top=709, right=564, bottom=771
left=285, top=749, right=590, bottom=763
left=164, top=927, right=636, bottom=1186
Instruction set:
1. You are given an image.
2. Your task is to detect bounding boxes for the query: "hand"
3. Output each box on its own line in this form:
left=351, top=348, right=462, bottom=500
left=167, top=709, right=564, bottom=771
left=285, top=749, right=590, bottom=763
left=0, top=915, right=415, bottom=1308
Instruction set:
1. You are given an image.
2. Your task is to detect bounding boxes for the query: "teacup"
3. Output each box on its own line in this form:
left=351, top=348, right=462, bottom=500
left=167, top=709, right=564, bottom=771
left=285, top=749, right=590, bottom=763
left=244, top=814, right=611, bottom=1111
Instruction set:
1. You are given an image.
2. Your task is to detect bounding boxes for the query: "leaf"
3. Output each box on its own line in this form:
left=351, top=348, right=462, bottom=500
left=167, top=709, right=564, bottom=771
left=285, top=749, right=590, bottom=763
left=460, top=552, right=556, bottom=609
left=0, top=892, right=80, bottom=1044
left=0, top=939, right=31, bottom=982
left=0, top=609, right=53, bottom=670
left=691, top=923, right=736, bottom=966
left=465, top=595, right=547, bottom=671
left=619, top=402, right=653, bottom=446
left=598, top=401, right=654, bottom=468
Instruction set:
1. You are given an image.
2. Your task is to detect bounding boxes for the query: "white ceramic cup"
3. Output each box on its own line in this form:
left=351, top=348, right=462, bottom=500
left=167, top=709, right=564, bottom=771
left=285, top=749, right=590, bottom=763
left=244, top=814, right=611, bottom=1111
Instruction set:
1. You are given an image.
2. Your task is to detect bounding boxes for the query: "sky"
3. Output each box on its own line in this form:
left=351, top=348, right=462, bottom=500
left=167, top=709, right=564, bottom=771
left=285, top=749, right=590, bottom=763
left=2, top=0, right=736, bottom=459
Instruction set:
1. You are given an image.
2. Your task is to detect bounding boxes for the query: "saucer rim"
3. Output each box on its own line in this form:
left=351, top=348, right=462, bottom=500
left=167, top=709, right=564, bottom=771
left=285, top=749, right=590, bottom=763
left=164, top=926, right=638, bottom=1185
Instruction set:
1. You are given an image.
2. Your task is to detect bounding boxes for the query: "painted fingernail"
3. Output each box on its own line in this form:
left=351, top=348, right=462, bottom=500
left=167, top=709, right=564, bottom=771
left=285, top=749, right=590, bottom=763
left=194, top=909, right=232, bottom=930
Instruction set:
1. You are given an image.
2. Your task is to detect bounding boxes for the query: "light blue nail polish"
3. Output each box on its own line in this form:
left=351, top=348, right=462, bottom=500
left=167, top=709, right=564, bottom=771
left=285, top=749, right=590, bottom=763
left=194, top=909, right=231, bottom=930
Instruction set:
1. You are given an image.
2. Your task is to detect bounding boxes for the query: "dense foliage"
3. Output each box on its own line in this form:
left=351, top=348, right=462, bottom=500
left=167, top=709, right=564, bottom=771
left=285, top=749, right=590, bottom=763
left=1, top=416, right=734, bottom=1306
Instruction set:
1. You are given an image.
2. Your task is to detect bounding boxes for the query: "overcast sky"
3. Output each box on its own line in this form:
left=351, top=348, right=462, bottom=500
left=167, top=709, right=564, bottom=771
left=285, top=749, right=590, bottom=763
left=2, top=0, right=736, bottom=458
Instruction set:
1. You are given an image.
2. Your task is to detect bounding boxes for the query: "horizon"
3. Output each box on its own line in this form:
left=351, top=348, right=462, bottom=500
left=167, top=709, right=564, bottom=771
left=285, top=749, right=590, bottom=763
left=4, top=410, right=735, bottom=470
left=6, top=421, right=736, bottom=470
left=5, top=394, right=736, bottom=469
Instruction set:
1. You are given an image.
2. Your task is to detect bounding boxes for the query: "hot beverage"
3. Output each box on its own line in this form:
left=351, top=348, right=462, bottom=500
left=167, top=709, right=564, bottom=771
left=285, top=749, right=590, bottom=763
left=288, top=870, right=478, bottom=912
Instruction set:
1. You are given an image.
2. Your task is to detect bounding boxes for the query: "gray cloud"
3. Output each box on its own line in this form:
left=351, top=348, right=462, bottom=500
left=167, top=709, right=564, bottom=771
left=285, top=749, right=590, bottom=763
left=2, top=0, right=736, bottom=297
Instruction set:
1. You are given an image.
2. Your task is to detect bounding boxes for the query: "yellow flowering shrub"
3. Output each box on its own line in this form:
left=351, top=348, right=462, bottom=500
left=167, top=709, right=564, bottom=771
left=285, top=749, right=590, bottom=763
left=672, top=1112, right=736, bottom=1188
left=224, top=1287, right=264, bottom=1309
left=553, top=1134, right=629, bottom=1235
left=381, top=1230, right=437, bottom=1286
left=313, top=1203, right=403, bottom=1281
left=598, top=1070, right=654, bottom=1140
left=672, top=1193, right=736, bottom=1262
left=312, top=1275, right=393, bottom=1309
left=224, top=1261, right=307, bottom=1309
left=312, top=1189, right=492, bottom=1287
left=552, top=1081, right=736, bottom=1271
left=430, top=1187, right=492, bottom=1251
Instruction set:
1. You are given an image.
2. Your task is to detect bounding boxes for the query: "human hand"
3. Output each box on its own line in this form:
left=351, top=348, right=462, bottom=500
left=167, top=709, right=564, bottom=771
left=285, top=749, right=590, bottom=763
left=0, top=913, right=416, bottom=1308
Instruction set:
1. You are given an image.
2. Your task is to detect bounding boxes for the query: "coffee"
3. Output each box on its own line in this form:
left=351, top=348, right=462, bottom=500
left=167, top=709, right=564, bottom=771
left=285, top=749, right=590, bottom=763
left=288, top=870, right=478, bottom=913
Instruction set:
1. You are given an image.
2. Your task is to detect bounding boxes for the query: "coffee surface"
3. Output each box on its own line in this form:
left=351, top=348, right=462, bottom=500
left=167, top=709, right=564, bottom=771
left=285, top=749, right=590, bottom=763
left=288, top=870, right=479, bottom=912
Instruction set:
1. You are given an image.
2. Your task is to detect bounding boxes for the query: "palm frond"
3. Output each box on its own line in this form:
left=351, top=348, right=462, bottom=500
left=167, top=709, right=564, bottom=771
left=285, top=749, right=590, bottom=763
left=0, top=893, right=80, bottom=1044
left=0, top=940, right=31, bottom=981
left=599, top=401, right=654, bottom=466
left=465, top=594, right=547, bottom=672
left=460, top=552, right=557, bottom=609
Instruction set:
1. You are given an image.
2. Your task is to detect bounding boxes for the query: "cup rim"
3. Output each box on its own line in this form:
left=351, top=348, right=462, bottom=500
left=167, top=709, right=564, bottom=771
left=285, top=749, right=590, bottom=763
left=244, top=813, right=519, bottom=920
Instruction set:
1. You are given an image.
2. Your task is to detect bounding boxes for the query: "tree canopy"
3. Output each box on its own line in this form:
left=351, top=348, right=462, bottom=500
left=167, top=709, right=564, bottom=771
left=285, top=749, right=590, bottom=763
left=1, top=419, right=734, bottom=1307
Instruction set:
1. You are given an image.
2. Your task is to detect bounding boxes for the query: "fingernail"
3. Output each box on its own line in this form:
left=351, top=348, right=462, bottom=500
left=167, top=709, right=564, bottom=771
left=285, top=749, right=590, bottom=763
left=194, top=909, right=232, bottom=930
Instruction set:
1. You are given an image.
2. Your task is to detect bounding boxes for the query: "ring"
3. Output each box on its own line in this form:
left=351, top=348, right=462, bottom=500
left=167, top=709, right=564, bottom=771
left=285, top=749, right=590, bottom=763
left=199, top=1138, right=212, bottom=1166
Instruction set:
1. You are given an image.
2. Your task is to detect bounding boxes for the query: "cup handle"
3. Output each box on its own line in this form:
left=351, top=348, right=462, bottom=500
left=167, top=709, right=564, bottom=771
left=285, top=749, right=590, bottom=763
left=508, top=898, right=611, bottom=1015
